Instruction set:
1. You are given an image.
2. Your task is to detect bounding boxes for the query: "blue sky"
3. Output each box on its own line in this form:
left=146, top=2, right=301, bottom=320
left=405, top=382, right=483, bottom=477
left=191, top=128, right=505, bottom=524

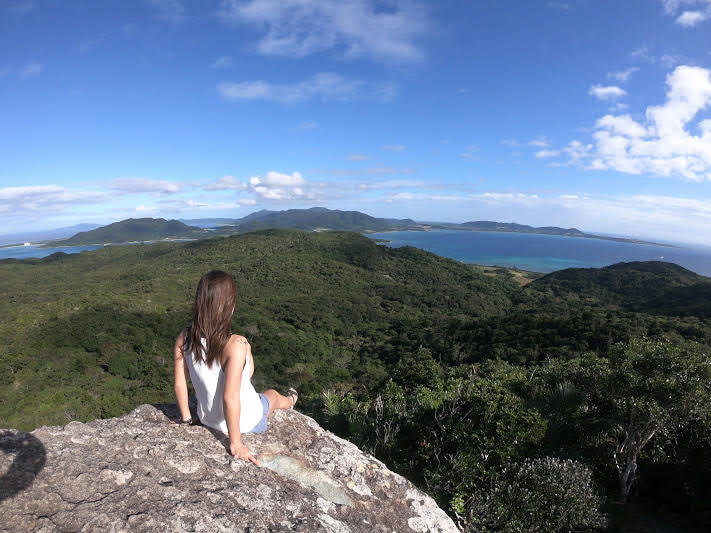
left=1, top=0, right=711, bottom=244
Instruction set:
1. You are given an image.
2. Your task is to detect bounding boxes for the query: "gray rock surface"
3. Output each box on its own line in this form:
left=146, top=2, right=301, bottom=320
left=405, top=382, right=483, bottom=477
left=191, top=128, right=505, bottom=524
left=0, top=404, right=459, bottom=532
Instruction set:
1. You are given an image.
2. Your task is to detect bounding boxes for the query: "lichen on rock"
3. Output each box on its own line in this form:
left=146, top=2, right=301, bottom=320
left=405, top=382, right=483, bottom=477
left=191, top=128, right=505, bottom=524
left=0, top=404, right=458, bottom=532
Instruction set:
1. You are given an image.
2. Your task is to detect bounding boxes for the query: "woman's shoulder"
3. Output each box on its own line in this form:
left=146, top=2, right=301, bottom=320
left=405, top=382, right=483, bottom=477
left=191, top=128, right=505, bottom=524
left=225, top=333, right=249, bottom=348
left=221, top=334, right=249, bottom=365
left=174, top=328, right=189, bottom=349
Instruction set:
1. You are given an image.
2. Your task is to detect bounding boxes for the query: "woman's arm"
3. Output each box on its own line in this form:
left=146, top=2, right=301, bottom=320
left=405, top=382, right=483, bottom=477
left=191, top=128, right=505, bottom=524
left=173, top=330, right=192, bottom=422
left=222, top=335, right=260, bottom=465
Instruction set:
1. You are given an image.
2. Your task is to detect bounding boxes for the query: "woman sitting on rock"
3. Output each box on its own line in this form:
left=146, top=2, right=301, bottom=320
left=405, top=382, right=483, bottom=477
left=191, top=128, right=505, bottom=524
left=173, top=270, right=298, bottom=465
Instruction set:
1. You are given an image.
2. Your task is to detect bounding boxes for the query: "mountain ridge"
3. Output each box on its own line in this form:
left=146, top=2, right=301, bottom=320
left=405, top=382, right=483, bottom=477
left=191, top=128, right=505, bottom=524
left=51, top=218, right=206, bottom=246
left=219, top=206, right=416, bottom=233
left=50, top=208, right=670, bottom=247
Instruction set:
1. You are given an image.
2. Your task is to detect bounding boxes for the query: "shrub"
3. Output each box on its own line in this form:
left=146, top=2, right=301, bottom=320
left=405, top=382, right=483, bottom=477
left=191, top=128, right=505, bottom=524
left=461, top=457, right=605, bottom=533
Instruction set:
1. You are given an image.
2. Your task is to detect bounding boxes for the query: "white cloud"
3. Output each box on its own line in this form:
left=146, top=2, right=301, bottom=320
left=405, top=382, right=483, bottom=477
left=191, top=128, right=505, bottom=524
left=383, top=144, right=407, bottom=151
left=381, top=188, right=711, bottom=245
left=556, top=192, right=711, bottom=244
left=348, top=154, right=370, bottom=161
left=385, top=191, right=542, bottom=206
left=366, top=166, right=414, bottom=175
left=204, top=176, right=247, bottom=190
left=479, top=192, right=539, bottom=202
left=535, top=149, right=561, bottom=158
left=661, top=0, right=711, bottom=26
left=185, top=200, right=210, bottom=208
left=595, top=115, right=649, bottom=138
left=111, top=177, right=181, bottom=194
left=608, top=67, right=639, bottom=83
left=211, top=56, right=233, bottom=69
left=385, top=192, right=464, bottom=203
left=250, top=171, right=305, bottom=188
left=18, top=62, right=42, bottom=79
left=564, top=140, right=593, bottom=165
left=251, top=187, right=281, bottom=200
left=677, top=10, right=707, bottom=25
left=660, top=53, right=685, bottom=68
left=500, top=139, right=519, bottom=147
left=218, top=72, right=396, bottom=103
left=248, top=170, right=317, bottom=201
left=630, top=46, right=655, bottom=63
left=608, top=102, right=629, bottom=113
left=560, top=65, right=711, bottom=181
left=589, top=85, right=627, bottom=100
left=529, top=136, right=551, bottom=147
left=217, top=0, right=429, bottom=63
left=0, top=185, right=106, bottom=216
left=243, top=171, right=358, bottom=202
left=358, top=179, right=425, bottom=191
left=632, top=194, right=711, bottom=215
left=136, top=204, right=159, bottom=213
left=154, top=197, right=253, bottom=212
left=147, top=0, right=186, bottom=24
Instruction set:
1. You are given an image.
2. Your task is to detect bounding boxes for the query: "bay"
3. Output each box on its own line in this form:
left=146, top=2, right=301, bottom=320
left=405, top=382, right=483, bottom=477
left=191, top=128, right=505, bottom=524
left=0, top=244, right=102, bottom=260
left=4, top=231, right=711, bottom=278
left=366, top=230, right=711, bottom=277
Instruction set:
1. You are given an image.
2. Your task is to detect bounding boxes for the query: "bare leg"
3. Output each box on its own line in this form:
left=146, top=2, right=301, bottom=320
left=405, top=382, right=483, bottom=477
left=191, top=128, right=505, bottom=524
left=261, top=389, right=296, bottom=417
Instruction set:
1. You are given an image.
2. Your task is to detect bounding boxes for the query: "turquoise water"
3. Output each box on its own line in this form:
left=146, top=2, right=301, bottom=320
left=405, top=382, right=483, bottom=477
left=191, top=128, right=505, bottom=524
left=367, top=230, right=711, bottom=277
left=0, top=244, right=102, bottom=260
left=4, top=232, right=711, bottom=277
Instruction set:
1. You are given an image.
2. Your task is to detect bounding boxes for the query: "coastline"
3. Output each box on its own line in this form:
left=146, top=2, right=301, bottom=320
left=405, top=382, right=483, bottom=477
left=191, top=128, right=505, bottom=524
left=364, top=229, right=711, bottom=277
left=37, top=237, right=198, bottom=248
left=364, top=226, right=673, bottom=248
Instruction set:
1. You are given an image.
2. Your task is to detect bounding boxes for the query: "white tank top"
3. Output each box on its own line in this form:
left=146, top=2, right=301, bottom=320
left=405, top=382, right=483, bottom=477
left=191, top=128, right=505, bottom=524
left=184, top=338, right=264, bottom=434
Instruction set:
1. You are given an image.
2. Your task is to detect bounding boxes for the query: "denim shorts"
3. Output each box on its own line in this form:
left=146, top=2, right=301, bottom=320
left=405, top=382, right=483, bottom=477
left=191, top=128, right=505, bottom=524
left=248, top=393, right=270, bottom=434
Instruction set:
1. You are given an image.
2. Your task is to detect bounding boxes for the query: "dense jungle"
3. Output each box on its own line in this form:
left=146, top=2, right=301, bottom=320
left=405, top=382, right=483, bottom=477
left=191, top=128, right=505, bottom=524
left=1, top=230, right=709, bottom=532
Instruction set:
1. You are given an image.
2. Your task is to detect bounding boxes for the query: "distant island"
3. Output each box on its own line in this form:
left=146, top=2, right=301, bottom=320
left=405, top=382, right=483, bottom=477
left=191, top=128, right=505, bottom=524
left=213, top=207, right=418, bottom=234
left=49, top=218, right=207, bottom=246
left=34, top=207, right=670, bottom=248
left=431, top=220, right=670, bottom=246
left=212, top=207, right=670, bottom=247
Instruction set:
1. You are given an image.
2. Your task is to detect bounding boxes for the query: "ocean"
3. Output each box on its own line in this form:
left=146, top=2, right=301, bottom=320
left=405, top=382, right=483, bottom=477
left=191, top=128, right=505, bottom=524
left=0, top=243, right=102, bottom=260
left=3, top=231, right=711, bottom=277
left=366, top=230, right=711, bottom=277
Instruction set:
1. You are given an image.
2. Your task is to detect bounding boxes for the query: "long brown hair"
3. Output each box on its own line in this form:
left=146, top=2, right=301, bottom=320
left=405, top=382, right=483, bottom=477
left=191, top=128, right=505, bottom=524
left=185, top=270, right=236, bottom=368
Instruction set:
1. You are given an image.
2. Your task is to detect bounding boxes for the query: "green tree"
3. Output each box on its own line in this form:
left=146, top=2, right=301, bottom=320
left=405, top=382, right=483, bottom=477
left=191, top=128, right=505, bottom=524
left=322, top=362, right=547, bottom=520
left=538, top=336, right=711, bottom=501
left=607, top=336, right=711, bottom=500
left=460, top=457, right=605, bottom=533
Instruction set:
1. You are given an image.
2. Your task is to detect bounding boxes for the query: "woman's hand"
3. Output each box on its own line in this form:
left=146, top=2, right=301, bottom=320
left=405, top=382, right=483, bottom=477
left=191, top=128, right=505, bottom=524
left=230, top=442, right=261, bottom=466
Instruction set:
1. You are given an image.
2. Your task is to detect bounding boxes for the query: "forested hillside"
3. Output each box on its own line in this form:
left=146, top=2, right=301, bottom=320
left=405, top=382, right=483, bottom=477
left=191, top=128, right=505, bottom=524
left=53, top=217, right=205, bottom=245
left=224, top=206, right=416, bottom=233
left=1, top=231, right=709, bottom=531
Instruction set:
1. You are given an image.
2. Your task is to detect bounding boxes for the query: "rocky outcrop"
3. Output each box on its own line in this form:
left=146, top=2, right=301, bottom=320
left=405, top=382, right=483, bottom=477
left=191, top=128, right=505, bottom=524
left=0, top=404, right=458, bottom=532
